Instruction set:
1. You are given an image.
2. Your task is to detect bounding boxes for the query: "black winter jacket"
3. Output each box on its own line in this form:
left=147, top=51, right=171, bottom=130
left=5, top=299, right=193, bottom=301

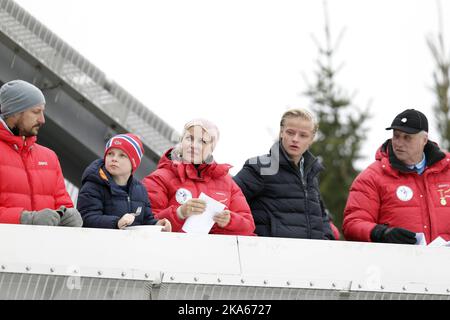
left=234, top=142, right=334, bottom=239
left=77, top=159, right=158, bottom=229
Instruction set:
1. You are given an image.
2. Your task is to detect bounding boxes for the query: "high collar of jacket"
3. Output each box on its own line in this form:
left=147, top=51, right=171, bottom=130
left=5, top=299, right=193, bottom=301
left=377, top=139, right=447, bottom=175
left=81, top=158, right=134, bottom=195
left=268, top=141, right=323, bottom=176
left=0, top=118, right=37, bottom=153
left=157, top=148, right=232, bottom=183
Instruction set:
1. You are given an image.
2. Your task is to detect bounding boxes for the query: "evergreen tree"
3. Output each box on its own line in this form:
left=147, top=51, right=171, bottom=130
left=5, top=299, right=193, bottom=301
left=427, top=0, right=450, bottom=150
left=304, top=1, right=370, bottom=232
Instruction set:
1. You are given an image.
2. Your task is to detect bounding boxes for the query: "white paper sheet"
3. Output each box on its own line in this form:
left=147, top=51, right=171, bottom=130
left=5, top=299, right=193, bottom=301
left=415, top=233, right=450, bottom=247
left=428, top=236, right=450, bottom=247
left=415, top=232, right=427, bottom=246
left=182, top=192, right=226, bottom=234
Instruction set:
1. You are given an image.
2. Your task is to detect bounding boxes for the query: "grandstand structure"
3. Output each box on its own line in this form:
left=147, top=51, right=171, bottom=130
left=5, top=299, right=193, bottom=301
left=1, top=0, right=449, bottom=300
left=0, top=0, right=179, bottom=194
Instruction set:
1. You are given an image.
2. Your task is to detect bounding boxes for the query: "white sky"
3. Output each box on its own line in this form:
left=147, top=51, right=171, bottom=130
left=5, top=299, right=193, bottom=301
left=14, top=0, right=450, bottom=174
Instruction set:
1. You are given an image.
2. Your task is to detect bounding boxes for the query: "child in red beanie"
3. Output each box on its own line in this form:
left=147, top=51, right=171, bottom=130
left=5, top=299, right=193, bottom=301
left=77, top=133, right=171, bottom=231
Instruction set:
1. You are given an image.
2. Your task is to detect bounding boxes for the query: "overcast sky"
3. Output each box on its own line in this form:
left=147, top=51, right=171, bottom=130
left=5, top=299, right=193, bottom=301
left=14, top=0, right=450, bottom=174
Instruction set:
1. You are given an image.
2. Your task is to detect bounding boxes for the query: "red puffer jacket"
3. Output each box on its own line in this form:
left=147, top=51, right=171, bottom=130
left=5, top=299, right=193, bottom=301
left=343, top=140, right=450, bottom=244
left=143, top=149, right=255, bottom=236
left=0, top=121, right=73, bottom=224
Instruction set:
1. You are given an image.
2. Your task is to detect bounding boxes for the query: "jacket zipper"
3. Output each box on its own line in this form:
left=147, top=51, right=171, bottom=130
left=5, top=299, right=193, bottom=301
left=300, top=170, right=311, bottom=239
left=419, top=172, right=432, bottom=241
left=291, top=160, right=314, bottom=239
left=127, top=196, right=132, bottom=213
left=20, top=142, right=35, bottom=210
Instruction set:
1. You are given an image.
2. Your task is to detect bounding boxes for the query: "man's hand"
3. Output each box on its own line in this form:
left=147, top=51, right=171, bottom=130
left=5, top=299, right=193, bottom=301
left=57, top=207, right=83, bottom=227
left=20, top=209, right=61, bottom=226
left=371, top=224, right=417, bottom=244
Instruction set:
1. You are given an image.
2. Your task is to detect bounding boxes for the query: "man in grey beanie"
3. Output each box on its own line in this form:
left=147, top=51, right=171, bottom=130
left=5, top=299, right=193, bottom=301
left=0, top=80, right=82, bottom=227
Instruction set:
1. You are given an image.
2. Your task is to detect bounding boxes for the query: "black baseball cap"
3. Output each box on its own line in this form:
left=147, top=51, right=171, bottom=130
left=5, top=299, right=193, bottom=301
left=385, top=109, right=428, bottom=134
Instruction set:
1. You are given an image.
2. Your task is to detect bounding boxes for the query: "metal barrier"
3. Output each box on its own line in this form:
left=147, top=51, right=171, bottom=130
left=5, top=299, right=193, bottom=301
left=1, top=224, right=449, bottom=300
left=0, top=273, right=152, bottom=300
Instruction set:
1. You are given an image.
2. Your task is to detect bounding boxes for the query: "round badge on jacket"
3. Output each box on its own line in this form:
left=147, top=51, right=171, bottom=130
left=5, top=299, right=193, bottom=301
left=176, top=188, right=193, bottom=204
left=396, top=186, right=413, bottom=202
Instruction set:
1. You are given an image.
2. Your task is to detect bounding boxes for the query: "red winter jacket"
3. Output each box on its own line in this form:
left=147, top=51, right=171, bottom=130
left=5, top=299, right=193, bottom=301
left=142, top=149, right=255, bottom=236
left=343, top=140, right=450, bottom=244
left=0, top=120, right=73, bottom=224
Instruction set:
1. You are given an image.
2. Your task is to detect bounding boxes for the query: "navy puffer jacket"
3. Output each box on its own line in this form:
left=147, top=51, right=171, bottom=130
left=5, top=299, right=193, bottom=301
left=77, top=159, right=158, bottom=229
left=234, top=142, right=334, bottom=240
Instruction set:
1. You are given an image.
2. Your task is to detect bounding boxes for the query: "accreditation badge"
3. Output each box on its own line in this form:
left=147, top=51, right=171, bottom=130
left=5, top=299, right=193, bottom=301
left=175, top=188, right=192, bottom=205
left=396, top=186, right=413, bottom=202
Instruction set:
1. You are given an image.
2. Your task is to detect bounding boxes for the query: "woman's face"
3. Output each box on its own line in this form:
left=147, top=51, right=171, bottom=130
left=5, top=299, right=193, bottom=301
left=181, top=126, right=214, bottom=164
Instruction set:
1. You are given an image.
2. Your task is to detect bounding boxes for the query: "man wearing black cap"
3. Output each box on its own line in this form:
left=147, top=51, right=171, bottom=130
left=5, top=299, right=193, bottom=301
left=343, top=109, right=450, bottom=245
left=0, top=80, right=82, bottom=227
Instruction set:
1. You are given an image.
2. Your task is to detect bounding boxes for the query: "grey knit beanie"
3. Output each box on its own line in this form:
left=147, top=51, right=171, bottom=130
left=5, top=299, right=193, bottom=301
left=0, top=80, right=46, bottom=119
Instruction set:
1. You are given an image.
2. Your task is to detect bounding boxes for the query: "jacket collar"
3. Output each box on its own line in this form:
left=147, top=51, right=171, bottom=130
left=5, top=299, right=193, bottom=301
left=0, top=118, right=37, bottom=153
left=379, top=139, right=447, bottom=175
left=269, top=141, right=323, bottom=176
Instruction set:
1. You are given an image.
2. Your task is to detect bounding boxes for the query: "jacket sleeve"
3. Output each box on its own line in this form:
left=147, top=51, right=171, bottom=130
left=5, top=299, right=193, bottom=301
left=213, top=178, right=256, bottom=236
left=342, top=169, right=380, bottom=242
left=0, top=151, right=22, bottom=223
left=53, top=155, right=74, bottom=209
left=77, top=181, right=120, bottom=229
left=233, top=161, right=264, bottom=202
left=0, top=206, right=24, bottom=224
left=142, top=173, right=185, bottom=232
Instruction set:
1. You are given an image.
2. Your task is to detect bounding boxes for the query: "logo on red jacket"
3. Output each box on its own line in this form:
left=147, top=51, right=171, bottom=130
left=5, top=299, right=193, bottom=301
left=176, top=188, right=192, bottom=204
left=437, top=185, right=450, bottom=206
left=396, top=186, right=413, bottom=202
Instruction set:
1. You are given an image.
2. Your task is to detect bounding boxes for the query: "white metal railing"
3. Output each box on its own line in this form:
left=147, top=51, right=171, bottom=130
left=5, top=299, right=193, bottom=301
left=1, top=224, right=449, bottom=300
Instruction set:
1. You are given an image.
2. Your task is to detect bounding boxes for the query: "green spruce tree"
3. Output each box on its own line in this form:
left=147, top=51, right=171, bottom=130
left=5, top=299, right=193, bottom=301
left=304, top=1, right=370, bottom=233
left=427, top=0, right=450, bottom=151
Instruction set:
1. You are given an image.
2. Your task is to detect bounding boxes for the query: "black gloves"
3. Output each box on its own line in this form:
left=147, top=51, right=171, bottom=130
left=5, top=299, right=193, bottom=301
left=20, top=209, right=61, bottom=226
left=371, top=224, right=417, bottom=244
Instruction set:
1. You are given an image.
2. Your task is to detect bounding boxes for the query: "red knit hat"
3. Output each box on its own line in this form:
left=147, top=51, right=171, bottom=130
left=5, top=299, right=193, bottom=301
left=104, top=133, right=144, bottom=173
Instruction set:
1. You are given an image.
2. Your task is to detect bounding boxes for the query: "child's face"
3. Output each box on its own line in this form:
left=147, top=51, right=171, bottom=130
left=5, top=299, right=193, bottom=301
left=105, top=148, right=132, bottom=178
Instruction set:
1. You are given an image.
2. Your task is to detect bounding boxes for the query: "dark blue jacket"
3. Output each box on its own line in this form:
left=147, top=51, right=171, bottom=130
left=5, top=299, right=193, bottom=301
left=77, top=159, right=158, bottom=229
left=233, top=142, right=334, bottom=240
